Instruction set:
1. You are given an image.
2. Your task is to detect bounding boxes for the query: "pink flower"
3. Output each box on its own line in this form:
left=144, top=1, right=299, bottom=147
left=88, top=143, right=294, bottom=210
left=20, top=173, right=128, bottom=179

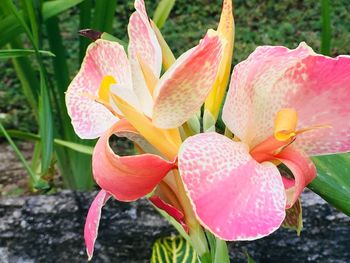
left=65, top=0, right=227, bottom=259
left=178, top=43, right=350, bottom=241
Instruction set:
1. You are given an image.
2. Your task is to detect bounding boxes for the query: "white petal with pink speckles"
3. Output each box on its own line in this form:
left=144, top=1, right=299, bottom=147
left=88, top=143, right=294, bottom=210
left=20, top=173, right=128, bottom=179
left=223, top=43, right=350, bottom=155
left=178, top=133, right=286, bottom=241
left=66, top=40, right=132, bottom=139
left=128, top=0, right=162, bottom=117
left=152, top=30, right=225, bottom=128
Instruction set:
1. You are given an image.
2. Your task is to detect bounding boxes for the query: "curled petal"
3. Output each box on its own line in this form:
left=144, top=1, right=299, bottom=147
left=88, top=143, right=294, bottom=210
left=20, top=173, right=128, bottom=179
left=178, top=133, right=286, bottom=241
left=149, top=195, right=189, bottom=233
left=223, top=43, right=350, bottom=155
left=276, top=147, right=317, bottom=208
left=92, top=119, right=176, bottom=201
left=153, top=30, right=226, bottom=128
left=84, top=190, right=111, bottom=260
left=66, top=39, right=131, bottom=139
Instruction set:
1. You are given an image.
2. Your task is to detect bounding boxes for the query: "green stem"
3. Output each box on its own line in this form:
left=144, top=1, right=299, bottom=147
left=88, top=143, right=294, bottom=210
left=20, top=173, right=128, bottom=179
left=172, top=170, right=209, bottom=256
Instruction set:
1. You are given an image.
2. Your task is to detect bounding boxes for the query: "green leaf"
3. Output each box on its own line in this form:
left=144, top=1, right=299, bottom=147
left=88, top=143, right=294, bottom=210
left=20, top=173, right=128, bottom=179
left=153, top=0, right=175, bottom=29
left=42, top=0, right=85, bottom=20
left=151, top=236, right=198, bottom=263
left=79, top=0, right=93, bottom=62
left=92, top=0, right=117, bottom=33
left=309, top=153, right=350, bottom=216
left=100, top=32, right=128, bottom=49
left=281, top=198, right=303, bottom=235
left=0, top=0, right=85, bottom=47
left=204, top=231, right=229, bottom=263
left=0, top=122, right=49, bottom=190
left=244, top=250, right=256, bottom=263
left=0, top=129, right=94, bottom=155
left=0, top=49, right=55, bottom=59
left=320, top=0, right=331, bottom=55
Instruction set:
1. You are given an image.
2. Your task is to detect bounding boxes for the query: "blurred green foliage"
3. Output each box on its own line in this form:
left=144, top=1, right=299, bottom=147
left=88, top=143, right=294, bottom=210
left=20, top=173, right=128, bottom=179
left=1, top=0, right=349, bottom=131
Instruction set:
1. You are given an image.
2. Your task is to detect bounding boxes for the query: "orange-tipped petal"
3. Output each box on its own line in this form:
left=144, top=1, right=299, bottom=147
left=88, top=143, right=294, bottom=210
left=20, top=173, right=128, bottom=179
left=153, top=30, right=226, bottom=128
left=84, top=190, right=111, bottom=260
left=66, top=40, right=131, bottom=139
left=223, top=43, right=350, bottom=155
left=92, top=119, right=176, bottom=201
left=276, top=147, right=317, bottom=208
left=178, top=133, right=286, bottom=241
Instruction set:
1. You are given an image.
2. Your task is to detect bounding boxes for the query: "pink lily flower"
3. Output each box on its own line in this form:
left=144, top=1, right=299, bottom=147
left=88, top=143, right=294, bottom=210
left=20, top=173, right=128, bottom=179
left=178, top=43, right=350, bottom=241
left=65, top=0, right=227, bottom=259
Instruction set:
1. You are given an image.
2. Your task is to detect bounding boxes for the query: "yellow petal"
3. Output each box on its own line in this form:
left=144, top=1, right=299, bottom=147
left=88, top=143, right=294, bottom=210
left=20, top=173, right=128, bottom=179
left=204, top=0, right=234, bottom=121
left=136, top=53, right=158, bottom=97
left=111, top=94, right=181, bottom=159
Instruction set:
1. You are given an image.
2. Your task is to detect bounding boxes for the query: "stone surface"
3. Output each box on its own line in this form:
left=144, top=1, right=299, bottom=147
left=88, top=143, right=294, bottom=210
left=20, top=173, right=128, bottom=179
left=0, top=190, right=349, bottom=263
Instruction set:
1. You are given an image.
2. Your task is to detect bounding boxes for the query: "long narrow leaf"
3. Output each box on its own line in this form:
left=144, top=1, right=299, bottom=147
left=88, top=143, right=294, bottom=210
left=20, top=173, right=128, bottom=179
left=92, top=0, right=117, bottom=33
left=0, top=129, right=94, bottom=155
left=153, top=0, right=175, bottom=29
left=38, top=72, right=54, bottom=172
left=320, top=0, right=331, bottom=55
left=0, top=0, right=85, bottom=47
left=7, top=42, right=40, bottom=118
left=6, top=0, right=54, bottom=173
left=79, top=0, right=93, bottom=62
left=0, top=122, right=49, bottom=190
left=0, top=49, right=55, bottom=59
left=20, top=0, right=39, bottom=46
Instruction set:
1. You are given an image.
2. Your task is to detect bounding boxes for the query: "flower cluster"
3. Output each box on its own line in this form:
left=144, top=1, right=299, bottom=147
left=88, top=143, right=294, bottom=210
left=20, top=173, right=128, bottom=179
left=65, top=0, right=350, bottom=259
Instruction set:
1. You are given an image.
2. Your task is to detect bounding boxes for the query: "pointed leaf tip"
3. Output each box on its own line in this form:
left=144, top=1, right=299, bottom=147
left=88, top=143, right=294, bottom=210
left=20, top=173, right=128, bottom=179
left=79, top=29, right=102, bottom=41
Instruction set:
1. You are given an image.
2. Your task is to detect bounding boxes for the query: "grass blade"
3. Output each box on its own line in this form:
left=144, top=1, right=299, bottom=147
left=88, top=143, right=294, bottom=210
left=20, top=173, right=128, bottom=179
left=0, top=129, right=94, bottom=155
left=92, top=0, right=117, bottom=33
left=38, top=71, right=54, bottom=172
left=0, top=0, right=85, bottom=47
left=0, top=49, right=55, bottom=59
left=152, top=0, right=175, bottom=29
left=320, top=0, right=331, bottom=55
left=79, top=0, right=93, bottom=62
left=6, top=0, right=54, bottom=174
left=0, top=122, right=49, bottom=190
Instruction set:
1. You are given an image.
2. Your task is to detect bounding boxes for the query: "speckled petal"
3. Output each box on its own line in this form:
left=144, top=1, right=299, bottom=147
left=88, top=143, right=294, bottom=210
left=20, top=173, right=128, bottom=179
left=66, top=39, right=131, bottom=139
left=84, top=190, right=111, bottom=260
left=223, top=43, right=350, bottom=155
left=92, top=119, right=175, bottom=202
left=129, top=0, right=162, bottom=77
left=276, top=147, right=317, bottom=208
left=152, top=30, right=225, bottom=128
left=128, top=0, right=162, bottom=117
left=178, top=132, right=286, bottom=241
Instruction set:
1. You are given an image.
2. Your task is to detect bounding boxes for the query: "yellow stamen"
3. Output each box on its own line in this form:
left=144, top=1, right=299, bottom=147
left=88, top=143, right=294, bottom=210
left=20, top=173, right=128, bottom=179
left=274, top=108, right=332, bottom=141
left=111, top=94, right=180, bottom=160
left=274, top=108, right=298, bottom=141
left=76, top=91, right=122, bottom=118
left=136, top=53, right=158, bottom=97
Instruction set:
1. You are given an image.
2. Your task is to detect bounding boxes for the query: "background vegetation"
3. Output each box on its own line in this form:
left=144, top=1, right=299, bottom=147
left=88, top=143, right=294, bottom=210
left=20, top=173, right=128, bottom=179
left=1, top=0, right=350, bottom=132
